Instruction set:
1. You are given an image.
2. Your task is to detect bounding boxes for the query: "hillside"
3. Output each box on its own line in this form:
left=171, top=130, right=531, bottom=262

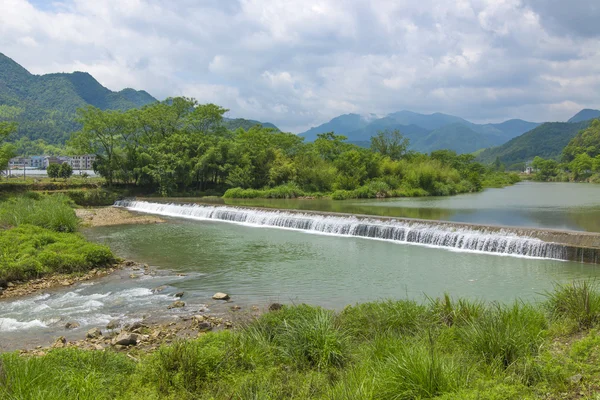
left=476, top=121, right=592, bottom=168
left=0, top=53, right=157, bottom=143
left=300, top=111, right=539, bottom=154
left=223, top=118, right=279, bottom=131
left=568, top=109, right=600, bottom=123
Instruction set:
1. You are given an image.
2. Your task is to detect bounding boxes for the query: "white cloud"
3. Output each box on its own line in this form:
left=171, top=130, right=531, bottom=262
left=0, top=0, right=599, bottom=131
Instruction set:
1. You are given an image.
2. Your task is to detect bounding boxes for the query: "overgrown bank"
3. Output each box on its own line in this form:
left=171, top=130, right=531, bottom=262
left=0, top=194, right=115, bottom=286
left=3, top=282, right=600, bottom=399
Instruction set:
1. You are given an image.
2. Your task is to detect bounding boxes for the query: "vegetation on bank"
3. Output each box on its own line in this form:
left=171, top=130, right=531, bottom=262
left=3, top=282, right=600, bottom=399
left=528, top=119, right=600, bottom=183
left=0, top=194, right=114, bottom=284
left=65, top=98, right=518, bottom=199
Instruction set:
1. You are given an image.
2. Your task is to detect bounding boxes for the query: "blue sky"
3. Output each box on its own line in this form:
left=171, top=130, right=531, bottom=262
left=1, top=0, right=599, bottom=132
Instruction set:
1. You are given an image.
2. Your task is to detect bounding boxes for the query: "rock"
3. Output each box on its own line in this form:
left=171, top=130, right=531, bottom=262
left=65, top=321, right=80, bottom=329
left=129, top=274, right=137, bottom=279
left=269, top=303, right=283, bottom=311
left=230, top=305, right=241, bottom=311
left=124, top=260, right=135, bottom=267
left=53, top=336, right=67, bottom=348
left=129, top=321, right=146, bottom=331
left=168, top=301, right=185, bottom=309
left=193, top=315, right=206, bottom=322
left=94, top=344, right=104, bottom=351
left=106, top=320, right=120, bottom=330
left=151, top=285, right=167, bottom=293
left=86, top=328, right=102, bottom=339
left=7, top=282, right=15, bottom=288
left=212, top=292, right=230, bottom=300
left=175, top=291, right=184, bottom=298
left=112, top=332, right=139, bottom=346
left=225, top=321, right=233, bottom=329
left=570, top=374, right=584, bottom=383
left=197, top=322, right=212, bottom=332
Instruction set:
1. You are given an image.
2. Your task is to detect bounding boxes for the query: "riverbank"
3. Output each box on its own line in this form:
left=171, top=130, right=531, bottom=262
left=3, top=283, right=600, bottom=399
left=75, top=207, right=165, bottom=227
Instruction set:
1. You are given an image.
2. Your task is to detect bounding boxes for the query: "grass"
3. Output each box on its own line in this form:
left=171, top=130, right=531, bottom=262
left=6, top=287, right=600, bottom=399
left=0, top=224, right=115, bottom=282
left=0, top=194, right=79, bottom=232
left=0, top=193, right=115, bottom=283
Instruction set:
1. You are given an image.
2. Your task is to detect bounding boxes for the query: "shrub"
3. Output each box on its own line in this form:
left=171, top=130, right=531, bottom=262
left=65, top=189, right=119, bottom=206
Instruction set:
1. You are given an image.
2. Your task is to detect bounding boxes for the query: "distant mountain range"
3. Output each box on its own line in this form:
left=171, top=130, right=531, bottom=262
left=0, top=53, right=278, bottom=144
left=299, top=111, right=541, bottom=154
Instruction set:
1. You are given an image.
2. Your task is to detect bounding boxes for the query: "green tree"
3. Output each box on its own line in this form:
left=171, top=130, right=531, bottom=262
left=47, top=163, right=61, bottom=179
left=0, top=122, right=16, bottom=177
left=370, top=129, right=409, bottom=160
left=59, top=163, right=73, bottom=179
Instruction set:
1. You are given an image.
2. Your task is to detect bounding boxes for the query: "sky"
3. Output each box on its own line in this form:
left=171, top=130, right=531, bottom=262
left=1, top=0, right=599, bottom=132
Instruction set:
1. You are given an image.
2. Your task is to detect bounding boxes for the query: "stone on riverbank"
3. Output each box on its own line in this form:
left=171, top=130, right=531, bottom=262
left=168, top=301, right=185, bottom=309
left=86, top=328, right=102, bottom=339
left=212, top=292, right=230, bottom=300
left=65, top=321, right=80, bottom=329
left=112, top=332, right=139, bottom=346
left=106, top=320, right=120, bottom=330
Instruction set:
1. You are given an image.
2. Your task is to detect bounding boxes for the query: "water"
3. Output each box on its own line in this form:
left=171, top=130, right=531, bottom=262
left=187, top=182, right=600, bottom=233
left=115, top=200, right=568, bottom=259
left=3, top=181, right=600, bottom=347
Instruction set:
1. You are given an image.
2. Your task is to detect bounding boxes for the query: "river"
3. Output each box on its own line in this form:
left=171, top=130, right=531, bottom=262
left=2, top=182, right=600, bottom=349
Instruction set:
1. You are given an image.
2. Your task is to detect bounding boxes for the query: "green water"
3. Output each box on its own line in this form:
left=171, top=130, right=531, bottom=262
left=175, top=182, right=600, bottom=233
left=85, top=216, right=600, bottom=309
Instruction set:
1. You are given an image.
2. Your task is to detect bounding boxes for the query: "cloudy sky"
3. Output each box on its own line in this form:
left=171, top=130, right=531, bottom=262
left=1, top=0, right=599, bottom=132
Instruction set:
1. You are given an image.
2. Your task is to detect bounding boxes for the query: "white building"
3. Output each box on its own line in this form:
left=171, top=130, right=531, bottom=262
left=70, top=154, right=96, bottom=170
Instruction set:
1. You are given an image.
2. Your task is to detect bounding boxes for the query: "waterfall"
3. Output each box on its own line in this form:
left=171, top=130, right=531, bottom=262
left=115, top=200, right=568, bottom=260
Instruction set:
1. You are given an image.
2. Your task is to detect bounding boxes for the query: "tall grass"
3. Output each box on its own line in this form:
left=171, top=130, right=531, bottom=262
left=0, top=224, right=114, bottom=282
left=459, top=302, right=547, bottom=368
left=544, top=280, right=600, bottom=330
left=6, top=285, right=600, bottom=399
left=0, top=194, right=78, bottom=232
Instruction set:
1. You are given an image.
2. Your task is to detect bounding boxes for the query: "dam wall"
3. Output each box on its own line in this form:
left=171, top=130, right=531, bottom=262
left=114, top=200, right=600, bottom=264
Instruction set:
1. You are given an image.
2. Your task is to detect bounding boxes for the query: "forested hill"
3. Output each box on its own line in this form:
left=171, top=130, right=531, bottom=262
left=0, top=53, right=157, bottom=143
left=476, top=120, right=592, bottom=169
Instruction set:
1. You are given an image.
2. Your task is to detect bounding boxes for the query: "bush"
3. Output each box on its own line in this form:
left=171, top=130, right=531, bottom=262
left=65, top=189, right=119, bottom=206
left=46, top=163, right=61, bottom=179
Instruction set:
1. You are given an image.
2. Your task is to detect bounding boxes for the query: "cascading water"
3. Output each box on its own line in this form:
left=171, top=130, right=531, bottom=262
left=115, top=200, right=568, bottom=260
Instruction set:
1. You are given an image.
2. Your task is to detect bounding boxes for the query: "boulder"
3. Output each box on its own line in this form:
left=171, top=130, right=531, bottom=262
left=175, top=291, right=184, bottom=298
left=53, top=336, right=67, bottom=348
left=106, top=320, right=120, bottom=330
left=197, top=322, right=212, bottom=332
left=112, top=332, right=139, bottom=346
left=151, top=285, right=167, bottom=294
left=86, top=328, right=102, bottom=339
left=168, top=301, right=185, bottom=309
left=65, top=321, right=80, bottom=329
left=212, top=292, right=230, bottom=301
left=269, top=303, right=283, bottom=312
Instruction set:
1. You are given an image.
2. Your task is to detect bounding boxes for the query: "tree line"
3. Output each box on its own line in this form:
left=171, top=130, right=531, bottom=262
left=61, top=97, right=516, bottom=198
left=530, top=119, right=600, bottom=182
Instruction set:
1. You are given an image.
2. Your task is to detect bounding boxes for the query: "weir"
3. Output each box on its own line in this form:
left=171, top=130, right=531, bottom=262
left=114, top=200, right=600, bottom=264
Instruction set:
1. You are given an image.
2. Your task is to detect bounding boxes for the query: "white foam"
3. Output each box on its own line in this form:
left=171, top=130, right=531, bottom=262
left=116, top=200, right=568, bottom=260
left=0, top=318, right=47, bottom=332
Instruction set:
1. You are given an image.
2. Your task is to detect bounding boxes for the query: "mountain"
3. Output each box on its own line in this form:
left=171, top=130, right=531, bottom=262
left=0, top=53, right=157, bottom=143
left=299, top=113, right=375, bottom=141
left=476, top=121, right=592, bottom=168
left=223, top=118, right=279, bottom=131
left=299, top=111, right=538, bottom=154
left=413, top=123, right=505, bottom=154
left=568, top=109, right=600, bottom=123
